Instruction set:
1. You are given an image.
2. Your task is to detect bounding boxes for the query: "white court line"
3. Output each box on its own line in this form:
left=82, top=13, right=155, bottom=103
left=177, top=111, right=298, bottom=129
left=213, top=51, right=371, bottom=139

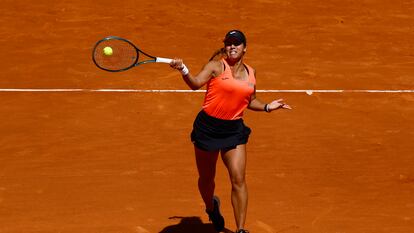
left=0, top=89, right=413, bottom=93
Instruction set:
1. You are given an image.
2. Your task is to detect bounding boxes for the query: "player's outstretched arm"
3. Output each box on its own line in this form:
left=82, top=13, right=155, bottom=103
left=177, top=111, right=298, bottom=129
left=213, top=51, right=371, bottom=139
left=249, top=91, right=292, bottom=112
left=170, top=59, right=221, bottom=90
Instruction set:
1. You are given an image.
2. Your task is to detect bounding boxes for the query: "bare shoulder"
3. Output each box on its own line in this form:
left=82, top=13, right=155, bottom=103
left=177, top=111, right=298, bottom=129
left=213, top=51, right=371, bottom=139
left=204, top=60, right=223, bottom=77
left=244, top=63, right=256, bottom=76
left=248, top=65, right=257, bottom=77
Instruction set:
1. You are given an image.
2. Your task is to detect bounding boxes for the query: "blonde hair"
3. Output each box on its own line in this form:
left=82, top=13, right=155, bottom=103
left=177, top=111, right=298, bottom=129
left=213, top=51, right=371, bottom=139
left=209, top=47, right=227, bottom=61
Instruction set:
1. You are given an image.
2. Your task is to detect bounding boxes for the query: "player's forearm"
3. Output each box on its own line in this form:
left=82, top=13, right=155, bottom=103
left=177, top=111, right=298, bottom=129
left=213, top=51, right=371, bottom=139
left=182, top=73, right=202, bottom=90
left=248, top=98, right=267, bottom=112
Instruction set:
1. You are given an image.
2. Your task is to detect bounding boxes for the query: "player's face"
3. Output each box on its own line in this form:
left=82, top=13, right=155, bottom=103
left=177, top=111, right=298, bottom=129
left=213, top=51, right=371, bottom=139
left=224, top=40, right=246, bottom=60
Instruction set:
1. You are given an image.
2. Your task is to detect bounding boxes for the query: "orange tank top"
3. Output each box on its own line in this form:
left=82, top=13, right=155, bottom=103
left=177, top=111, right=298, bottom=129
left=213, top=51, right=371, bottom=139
left=202, top=59, right=256, bottom=120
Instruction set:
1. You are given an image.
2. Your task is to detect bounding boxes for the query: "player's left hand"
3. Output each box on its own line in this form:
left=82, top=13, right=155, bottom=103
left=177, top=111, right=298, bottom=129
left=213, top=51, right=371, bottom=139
left=268, top=99, right=292, bottom=111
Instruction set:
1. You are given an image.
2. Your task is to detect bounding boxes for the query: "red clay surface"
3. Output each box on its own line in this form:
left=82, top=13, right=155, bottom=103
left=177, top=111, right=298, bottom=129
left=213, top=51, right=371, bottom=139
left=1, top=1, right=414, bottom=233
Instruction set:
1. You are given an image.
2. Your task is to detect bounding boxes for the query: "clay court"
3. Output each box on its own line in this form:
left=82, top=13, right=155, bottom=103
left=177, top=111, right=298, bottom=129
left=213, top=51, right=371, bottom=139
left=1, top=0, right=413, bottom=232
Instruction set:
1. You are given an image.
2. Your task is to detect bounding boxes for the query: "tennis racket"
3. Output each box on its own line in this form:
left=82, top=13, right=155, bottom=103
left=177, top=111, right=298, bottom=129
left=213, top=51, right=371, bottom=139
left=92, top=36, right=172, bottom=72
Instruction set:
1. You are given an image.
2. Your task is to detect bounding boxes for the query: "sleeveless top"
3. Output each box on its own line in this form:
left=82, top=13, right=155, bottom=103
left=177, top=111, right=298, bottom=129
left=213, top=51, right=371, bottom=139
left=202, top=59, right=256, bottom=120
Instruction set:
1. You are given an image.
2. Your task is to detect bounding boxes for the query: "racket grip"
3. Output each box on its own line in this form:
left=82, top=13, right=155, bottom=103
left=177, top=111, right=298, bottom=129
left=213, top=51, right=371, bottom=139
left=156, top=57, right=173, bottom=64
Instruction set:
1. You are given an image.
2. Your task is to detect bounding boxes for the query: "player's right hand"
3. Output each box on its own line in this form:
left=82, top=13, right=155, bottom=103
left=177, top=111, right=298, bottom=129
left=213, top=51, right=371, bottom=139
left=170, top=58, right=184, bottom=71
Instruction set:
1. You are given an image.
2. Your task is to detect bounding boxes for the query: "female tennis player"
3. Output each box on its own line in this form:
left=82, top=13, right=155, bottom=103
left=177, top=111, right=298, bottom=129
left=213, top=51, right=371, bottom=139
left=170, top=30, right=291, bottom=233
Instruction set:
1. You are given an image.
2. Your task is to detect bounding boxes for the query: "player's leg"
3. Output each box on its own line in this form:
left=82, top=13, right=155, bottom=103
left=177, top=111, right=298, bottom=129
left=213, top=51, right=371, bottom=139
left=221, top=144, right=248, bottom=230
left=194, top=146, right=219, bottom=211
left=195, top=146, right=225, bottom=232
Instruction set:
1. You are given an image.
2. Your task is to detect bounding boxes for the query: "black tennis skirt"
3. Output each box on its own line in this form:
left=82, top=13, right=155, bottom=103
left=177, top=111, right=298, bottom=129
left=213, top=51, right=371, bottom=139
left=191, top=110, right=251, bottom=151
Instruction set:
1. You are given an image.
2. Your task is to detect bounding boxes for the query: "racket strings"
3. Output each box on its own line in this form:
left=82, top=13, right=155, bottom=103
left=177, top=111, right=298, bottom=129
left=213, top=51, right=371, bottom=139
left=93, top=39, right=138, bottom=71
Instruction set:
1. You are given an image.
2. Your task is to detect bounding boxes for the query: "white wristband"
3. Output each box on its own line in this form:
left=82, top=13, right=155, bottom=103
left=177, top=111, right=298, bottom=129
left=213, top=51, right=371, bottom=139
left=265, top=104, right=270, bottom=112
left=180, top=64, right=189, bottom=76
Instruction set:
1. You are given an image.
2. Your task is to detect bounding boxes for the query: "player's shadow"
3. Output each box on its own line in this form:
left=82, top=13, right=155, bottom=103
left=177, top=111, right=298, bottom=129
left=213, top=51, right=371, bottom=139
left=159, top=216, right=233, bottom=233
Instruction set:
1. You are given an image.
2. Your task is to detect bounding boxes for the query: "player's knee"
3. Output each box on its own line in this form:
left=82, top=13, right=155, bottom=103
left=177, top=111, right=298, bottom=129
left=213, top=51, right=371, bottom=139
left=230, top=173, right=246, bottom=188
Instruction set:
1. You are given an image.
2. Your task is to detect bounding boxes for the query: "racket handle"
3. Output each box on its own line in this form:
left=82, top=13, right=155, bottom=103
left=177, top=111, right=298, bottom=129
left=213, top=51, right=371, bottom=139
left=156, top=57, right=173, bottom=64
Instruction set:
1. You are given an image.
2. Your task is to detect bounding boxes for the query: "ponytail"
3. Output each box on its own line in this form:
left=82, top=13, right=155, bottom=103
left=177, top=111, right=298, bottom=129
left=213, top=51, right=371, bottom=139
left=209, top=47, right=227, bottom=61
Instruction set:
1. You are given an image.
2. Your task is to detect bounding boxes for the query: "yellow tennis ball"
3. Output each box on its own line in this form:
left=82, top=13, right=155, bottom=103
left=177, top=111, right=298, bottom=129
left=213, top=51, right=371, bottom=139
left=103, top=46, right=113, bottom=56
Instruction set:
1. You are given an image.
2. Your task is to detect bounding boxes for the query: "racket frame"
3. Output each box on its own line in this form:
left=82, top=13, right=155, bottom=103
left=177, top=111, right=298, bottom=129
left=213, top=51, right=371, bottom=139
left=92, top=36, right=172, bottom=72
